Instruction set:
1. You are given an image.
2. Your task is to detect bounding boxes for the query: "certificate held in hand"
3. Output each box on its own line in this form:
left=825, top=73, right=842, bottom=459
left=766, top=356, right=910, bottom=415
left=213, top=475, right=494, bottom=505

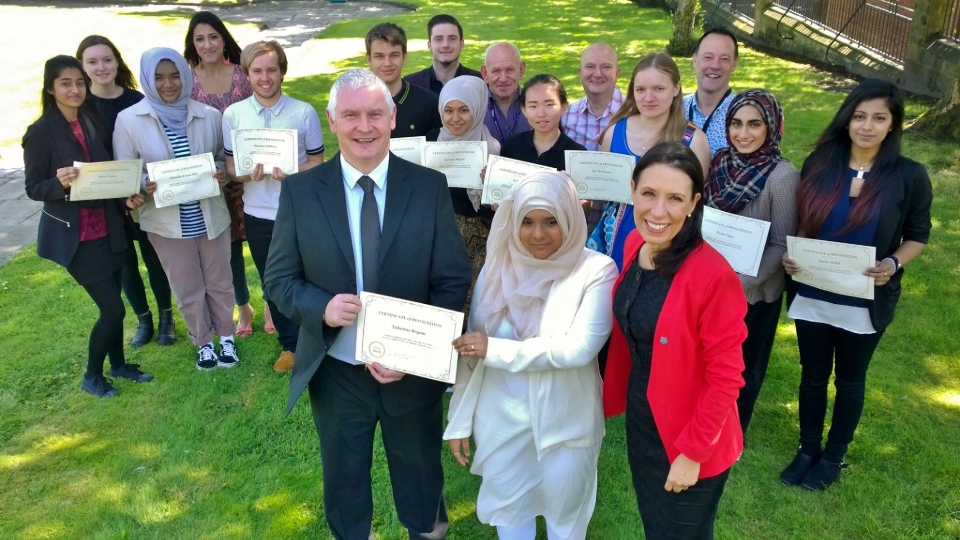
left=232, top=128, right=298, bottom=176
left=787, top=236, right=876, bottom=300
left=389, top=136, right=426, bottom=166
left=355, top=292, right=464, bottom=383
left=147, top=153, right=221, bottom=209
left=481, top=155, right=556, bottom=205
left=564, top=150, right=635, bottom=203
left=701, top=207, right=770, bottom=277
left=70, top=160, right=143, bottom=201
left=424, top=140, right=487, bottom=189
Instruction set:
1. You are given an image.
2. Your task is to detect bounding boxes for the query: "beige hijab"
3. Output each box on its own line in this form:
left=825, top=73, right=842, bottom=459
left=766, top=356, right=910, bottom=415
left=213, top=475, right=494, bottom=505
left=471, top=171, right=588, bottom=340
left=438, top=75, right=502, bottom=156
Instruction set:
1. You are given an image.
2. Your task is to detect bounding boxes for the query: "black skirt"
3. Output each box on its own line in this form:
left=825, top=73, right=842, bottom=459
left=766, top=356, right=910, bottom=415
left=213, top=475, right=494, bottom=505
left=66, top=237, right=124, bottom=286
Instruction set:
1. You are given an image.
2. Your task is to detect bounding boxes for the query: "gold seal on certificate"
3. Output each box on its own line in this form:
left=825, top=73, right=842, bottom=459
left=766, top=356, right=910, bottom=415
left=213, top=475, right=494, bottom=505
left=232, top=128, right=298, bottom=176
left=355, top=292, right=464, bottom=382
left=424, top=140, right=487, bottom=189
left=389, top=136, right=426, bottom=166
left=787, top=236, right=876, bottom=300
left=701, top=207, right=771, bottom=277
left=563, top=150, right=635, bottom=203
left=481, top=155, right=556, bottom=205
left=147, top=153, right=221, bottom=209
left=70, top=160, right=143, bottom=201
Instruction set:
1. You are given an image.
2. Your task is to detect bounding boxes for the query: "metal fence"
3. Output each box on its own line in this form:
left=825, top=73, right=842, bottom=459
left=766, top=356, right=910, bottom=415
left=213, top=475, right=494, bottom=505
left=713, top=0, right=757, bottom=20
left=774, top=0, right=913, bottom=62
left=945, top=0, right=960, bottom=43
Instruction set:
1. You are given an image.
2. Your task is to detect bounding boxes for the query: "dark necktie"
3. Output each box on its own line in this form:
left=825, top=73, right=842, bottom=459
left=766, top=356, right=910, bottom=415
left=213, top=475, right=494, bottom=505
left=358, top=175, right=380, bottom=293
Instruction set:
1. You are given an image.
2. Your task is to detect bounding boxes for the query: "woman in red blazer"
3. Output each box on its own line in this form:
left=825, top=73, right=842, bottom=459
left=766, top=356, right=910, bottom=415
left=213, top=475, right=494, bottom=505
left=603, top=142, right=747, bottom=540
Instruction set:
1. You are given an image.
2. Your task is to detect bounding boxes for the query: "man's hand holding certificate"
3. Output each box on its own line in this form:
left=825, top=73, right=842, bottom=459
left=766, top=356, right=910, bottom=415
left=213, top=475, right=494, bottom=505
left=564, top=151, right=635, bottom=203
left=787, top=236, right=876, bottom=300
left=482, top=155, right=556, bottom=205
left=70, top=160, right=143, bottom=201
left=147, top=153, right=221, bottom=209
left=355, top=292, right=464, bottom=383
left=424, top=141, right=487, bottom=189
left=232, top=128, right=298, bottom=177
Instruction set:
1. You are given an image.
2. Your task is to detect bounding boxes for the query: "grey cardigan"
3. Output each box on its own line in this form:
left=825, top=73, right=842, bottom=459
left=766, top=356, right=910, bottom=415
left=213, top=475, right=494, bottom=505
left=736, top=160, right=800, bottom=304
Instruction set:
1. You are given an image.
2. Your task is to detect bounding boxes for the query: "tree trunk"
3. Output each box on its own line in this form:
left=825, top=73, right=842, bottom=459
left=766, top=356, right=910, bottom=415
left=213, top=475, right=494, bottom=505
left=668, top=0, right=701, bottom=56
left=911, top=74, right=960, bottom=142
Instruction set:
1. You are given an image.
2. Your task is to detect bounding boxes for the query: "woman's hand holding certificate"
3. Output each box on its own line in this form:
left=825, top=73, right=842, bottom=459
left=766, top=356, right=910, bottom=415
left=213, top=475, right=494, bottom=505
left=147, top=153, right=221, bottom=209
left=355, top=292, right=464, bottom=383
left=786, top=236, right=876, bottom=299
left=69, top=160, right=143, bottom=201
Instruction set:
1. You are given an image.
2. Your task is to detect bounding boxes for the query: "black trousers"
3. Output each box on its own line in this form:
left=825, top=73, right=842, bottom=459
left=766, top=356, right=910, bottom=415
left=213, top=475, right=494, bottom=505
left=82, top=269, right=126, bottom=376
left=795, top=319, right=885, bottom=462
left=737, top=296, right=783, bottom=435
left=121, top=222, right=171, bottom=315
left=245, top=213, right=298, bottom=352
left=308, top=358, right=448, bottom=540
left=230, top=238, right=251, bottom=306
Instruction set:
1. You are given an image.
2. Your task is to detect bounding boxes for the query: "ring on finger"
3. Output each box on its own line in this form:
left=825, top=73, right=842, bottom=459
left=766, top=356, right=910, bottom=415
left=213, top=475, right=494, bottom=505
left=454, top=452, right=461, bottom=456
left=471, top=344, right=475, bottom=351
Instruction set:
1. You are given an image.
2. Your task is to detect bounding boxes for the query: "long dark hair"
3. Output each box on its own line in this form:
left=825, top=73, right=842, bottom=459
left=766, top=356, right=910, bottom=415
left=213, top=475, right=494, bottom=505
left=184, top=11, right=242, bottom=68
left=75, top=35, right=138, bottom=90
left=632, top=141, right=704, bottom=279
left=797, top=79, right=904, bottom=237
left=41, top=55, right=99, bottom=115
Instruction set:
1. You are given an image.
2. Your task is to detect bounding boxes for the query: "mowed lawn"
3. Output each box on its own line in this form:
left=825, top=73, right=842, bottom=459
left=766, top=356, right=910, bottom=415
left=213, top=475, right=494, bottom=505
left=1, top=0, right=959, bottom=538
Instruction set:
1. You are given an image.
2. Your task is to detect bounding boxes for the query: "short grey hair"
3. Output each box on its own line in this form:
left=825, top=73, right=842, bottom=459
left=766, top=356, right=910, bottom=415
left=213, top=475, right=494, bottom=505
left=326, top=68, right=395, bottom=116
left=483, top=42, right=522, bottom=67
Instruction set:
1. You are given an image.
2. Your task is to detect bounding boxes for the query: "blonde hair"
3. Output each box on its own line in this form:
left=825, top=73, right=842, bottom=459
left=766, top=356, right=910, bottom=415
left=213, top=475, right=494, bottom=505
left=240, top=41, right=287, bottom=77
left=599, top=52, right=686, bottom=147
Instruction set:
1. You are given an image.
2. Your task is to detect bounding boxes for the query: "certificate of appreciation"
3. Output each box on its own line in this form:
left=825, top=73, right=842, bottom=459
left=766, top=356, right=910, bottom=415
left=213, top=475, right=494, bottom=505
left=70, top=160, right=143, bottom=201
left=389, top=136, right=426, bottom=166
left=424, top=140, right=487, bottom=189
left=356, top=292, right=464, bottom=383
left=232, top=128, right=298, bottom=176
left=481, top=155, right=556, bottom=205
left=564, top=151, right=635, bottom=203
left=787, top=236, right=876, bottom=300
left=147, top=153, right=221, bottom=209
left=701, top=207, right=771, bottom=277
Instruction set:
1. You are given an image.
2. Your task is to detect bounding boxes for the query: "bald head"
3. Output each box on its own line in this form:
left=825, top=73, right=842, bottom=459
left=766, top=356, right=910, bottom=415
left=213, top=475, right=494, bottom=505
left=481, top=42, right=526, bottom=104
left=579, top=42, right=620, bottom=100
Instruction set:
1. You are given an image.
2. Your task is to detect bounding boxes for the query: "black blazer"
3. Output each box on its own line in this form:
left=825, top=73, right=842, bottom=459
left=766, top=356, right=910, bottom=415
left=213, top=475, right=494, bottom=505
left=22, top=108, right=128, bottom=268
left=264, top=153, right=472, bottom=415
left=789, top=155, right=932, bottom=332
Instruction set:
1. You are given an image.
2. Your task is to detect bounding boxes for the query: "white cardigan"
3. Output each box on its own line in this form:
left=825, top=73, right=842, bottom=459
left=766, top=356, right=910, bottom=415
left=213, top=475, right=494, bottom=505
left=113, top=99, right=229, bottom=240
left=444, top=249, right=618, bottom=459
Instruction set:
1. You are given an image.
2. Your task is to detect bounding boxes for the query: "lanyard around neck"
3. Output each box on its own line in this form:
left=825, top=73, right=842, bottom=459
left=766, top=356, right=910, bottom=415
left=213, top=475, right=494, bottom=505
left=688, top=88, right=732, bottom=136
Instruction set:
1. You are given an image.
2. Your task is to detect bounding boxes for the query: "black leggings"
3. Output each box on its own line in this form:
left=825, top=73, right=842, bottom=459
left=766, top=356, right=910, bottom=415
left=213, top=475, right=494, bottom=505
left=737, top=296, right=783, bottom=435
left=82, top=269, right=126, bottom=377
left=121, top=222, right=172, bottom=314
left=795, top=319, right=885, bottom=462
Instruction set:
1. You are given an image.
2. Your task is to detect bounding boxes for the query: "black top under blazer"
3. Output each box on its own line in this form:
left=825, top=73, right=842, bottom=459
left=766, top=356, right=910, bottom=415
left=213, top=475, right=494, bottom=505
left=22, top=108, right=129, bottom=268
left=264, top=152, right=472, bottom=415
left=790, top=155, right=933, bottom=332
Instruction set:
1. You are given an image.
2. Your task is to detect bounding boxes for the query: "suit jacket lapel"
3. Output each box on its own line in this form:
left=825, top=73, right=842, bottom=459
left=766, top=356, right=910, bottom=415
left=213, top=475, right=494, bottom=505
left=318, top=155, right=357, bottom=272
left=380, top=154, right=413, bottom=264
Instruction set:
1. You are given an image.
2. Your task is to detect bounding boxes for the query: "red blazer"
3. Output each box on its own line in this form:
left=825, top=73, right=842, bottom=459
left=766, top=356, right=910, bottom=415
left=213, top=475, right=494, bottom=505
left=603, top=231, right=747, bottom=479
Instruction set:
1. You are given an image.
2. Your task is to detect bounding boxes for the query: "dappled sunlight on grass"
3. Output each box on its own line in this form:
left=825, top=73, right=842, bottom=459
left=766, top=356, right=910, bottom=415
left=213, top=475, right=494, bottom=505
left=932, top=391, right=960, bottom=409
left=0, top=432, right=93, bottom=471
left=20, top=521, right=68, bottom=540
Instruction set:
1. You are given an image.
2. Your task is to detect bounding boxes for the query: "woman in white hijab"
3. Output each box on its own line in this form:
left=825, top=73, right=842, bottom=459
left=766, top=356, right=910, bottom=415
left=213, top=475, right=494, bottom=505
left=444, top=171, right=617, bottom=540
left=114, top=47, right=238, bottom=371
left=429, top=75, right=501, bottom=308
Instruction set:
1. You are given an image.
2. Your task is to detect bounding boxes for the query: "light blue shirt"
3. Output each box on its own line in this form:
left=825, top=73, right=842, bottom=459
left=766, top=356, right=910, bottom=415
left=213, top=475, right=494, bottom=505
left=683, top=90, right=736, bottom=157
left=327, top=153, right=389, bottom=364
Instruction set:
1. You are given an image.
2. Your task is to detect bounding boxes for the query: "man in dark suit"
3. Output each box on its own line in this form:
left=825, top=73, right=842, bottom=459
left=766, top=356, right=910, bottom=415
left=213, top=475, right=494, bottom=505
left=264, top=68, right=470, bottom=540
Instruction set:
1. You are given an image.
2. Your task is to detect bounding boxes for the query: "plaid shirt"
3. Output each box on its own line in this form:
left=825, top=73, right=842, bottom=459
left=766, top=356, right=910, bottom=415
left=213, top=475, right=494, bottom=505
left=562, top=88, right=625, bottom=152
left=562, top=88, right=624, bottom=231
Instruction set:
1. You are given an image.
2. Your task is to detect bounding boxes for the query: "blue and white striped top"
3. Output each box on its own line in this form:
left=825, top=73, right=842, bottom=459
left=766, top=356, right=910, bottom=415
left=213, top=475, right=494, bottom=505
left=162, top=126, right=207, bottom=239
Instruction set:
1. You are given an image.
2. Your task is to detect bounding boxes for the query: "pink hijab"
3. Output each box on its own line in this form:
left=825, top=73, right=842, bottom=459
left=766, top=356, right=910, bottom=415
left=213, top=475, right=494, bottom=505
left=470, top=171, right=588, bottom=340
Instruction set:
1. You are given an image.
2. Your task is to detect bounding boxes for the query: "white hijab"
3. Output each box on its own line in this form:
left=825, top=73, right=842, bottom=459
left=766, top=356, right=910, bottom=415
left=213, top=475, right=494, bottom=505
left=471, top=171, right=588, bottom=340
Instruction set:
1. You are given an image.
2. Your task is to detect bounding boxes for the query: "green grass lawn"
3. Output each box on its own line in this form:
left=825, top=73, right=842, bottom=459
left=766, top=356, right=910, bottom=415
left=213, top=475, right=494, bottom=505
left=2, top=0, right=959, bottom=538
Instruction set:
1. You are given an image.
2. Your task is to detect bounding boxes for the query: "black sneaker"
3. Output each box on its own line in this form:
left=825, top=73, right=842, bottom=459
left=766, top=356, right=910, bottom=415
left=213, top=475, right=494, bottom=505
left=82, top=374, right=119, bottom=398
left=196, top=344, right=218, bottom=370
left=110, top=363, right=154, bottom=383
left=218, top=340, right=240, bottom=368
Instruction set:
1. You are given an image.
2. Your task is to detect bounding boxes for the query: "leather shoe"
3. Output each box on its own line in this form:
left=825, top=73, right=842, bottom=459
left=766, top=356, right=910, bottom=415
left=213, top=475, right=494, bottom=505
left=273, top=350, right=294, bottom=373
left=130, top=311, right=154, bottom=348
left=780, top=449, right=819, bottom=486
left=801, top=459, right=847, bottom=491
